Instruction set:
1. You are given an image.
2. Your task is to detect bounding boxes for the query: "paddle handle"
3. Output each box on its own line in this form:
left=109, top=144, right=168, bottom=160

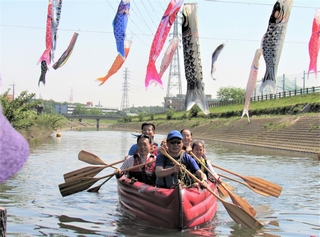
left=93, top=160, right=155, bottom=181
left=211, top=163, right=241, bottom=179
left=160, top=149, right=221, bottom=200
left=189, top=152, right=221, bottom=183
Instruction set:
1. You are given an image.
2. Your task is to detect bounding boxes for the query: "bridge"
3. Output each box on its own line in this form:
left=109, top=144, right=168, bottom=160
left=64, top=114, right=125, bottom=128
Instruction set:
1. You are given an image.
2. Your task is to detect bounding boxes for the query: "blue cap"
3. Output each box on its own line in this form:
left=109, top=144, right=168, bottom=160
left=167, top=130, right=183, bottom=141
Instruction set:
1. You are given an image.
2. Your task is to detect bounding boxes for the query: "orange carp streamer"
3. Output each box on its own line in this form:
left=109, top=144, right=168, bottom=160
left=97, top=40, right=132, bottom=86
left=308, top=9, right=320, bottom=78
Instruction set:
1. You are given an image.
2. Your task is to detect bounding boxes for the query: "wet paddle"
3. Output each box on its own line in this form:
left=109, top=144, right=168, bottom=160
left=211, top=163, right=282, bottom=198
left=59, top=161, right=155, bottom=197
left=63, top=159, right=125, bottom=183
left=218, top=173, right=270, bottom=197
left=160, top=148, right=263, bottom=229
left=189, top=152, right=257, bottom=217
left=87, top=175, right=113, bottom=192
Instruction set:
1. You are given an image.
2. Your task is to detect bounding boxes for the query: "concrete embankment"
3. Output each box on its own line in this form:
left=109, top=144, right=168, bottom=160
left=110, top=114, right=320, bottom=155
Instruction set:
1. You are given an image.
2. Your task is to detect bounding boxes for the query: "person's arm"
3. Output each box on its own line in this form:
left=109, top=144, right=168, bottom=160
left=206, top=160, right=220, bottom=180
left=155, top=165, right=179, bottom=178
left=195, top=170, right=207, bottom=182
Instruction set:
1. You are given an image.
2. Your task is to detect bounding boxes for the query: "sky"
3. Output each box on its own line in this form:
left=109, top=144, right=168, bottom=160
left=1, top=0, right=319, bottom=109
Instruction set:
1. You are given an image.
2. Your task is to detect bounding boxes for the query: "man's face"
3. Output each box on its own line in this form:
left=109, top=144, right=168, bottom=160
left=137, top=137, right=151, bottom=157
left=142, top=125, right=155, bottom=138
left=167, top=139, right=183, bottom=156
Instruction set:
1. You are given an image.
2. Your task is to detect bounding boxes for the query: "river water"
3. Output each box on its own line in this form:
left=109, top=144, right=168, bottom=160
left=0, top=129, right=319, bottom=237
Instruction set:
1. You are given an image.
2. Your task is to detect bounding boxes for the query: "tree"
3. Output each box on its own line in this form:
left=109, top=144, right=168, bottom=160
left=0, top=90, right=42, bottom=129
left=72, top=104, right=88, bottom=115
left=89, top=107, right=103, bottom=115
left=216, top=86, right=245, bottom=101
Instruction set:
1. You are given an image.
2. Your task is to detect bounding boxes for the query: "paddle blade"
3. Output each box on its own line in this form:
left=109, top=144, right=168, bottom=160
left=63, top=166, right=106, bottom=182
left=217, top=184, right=229, bottom=198
left=78, top=150, right=108, bottom=165
left=244, top=176, right=282, bottom=198
left=228, top=192, right=257, bottom=217
left=87, top=175, right=114, bottom=192
left=59, top=177, right=100, bottom=197
left=222, top=200, right=263, bottom=229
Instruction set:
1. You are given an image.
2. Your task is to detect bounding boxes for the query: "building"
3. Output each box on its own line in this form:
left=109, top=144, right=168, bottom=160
left=164, top=94, right=220, bottom=111
left=54, top=104, right=119, bottom=115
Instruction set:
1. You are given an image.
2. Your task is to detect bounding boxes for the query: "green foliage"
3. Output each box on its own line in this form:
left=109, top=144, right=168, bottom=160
left=150, top=113, right=154, bottom=120
left=189, top=105, right=200, bottom=118
left=72, top=104, right=88, bottom=115
left=166, top=108, right=174, bottom=120
left=129, top=105, right=163, bottom=114
left=180, top=113, right=187, bottom=120
left=89, top=107, right=104, bottom=115
left=0, top=90, right=42, bottom=129
left=35, top=114, right=66, bottom=130
left=217, top=86, right=245, bottom=101
left=138, top=113, right=145, bottom=122
left=123, top=115, right=132, bottom=122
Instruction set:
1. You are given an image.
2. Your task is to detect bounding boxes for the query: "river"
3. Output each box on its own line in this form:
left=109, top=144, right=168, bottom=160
left=0, top=129, right=319, bottom=237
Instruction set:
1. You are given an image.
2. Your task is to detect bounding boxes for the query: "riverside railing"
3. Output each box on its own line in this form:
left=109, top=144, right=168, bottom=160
left=212, top=86, right=320, bottom=107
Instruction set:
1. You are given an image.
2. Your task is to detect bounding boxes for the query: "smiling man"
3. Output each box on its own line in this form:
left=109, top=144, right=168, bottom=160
left=155, top=130, right=207, bottom=188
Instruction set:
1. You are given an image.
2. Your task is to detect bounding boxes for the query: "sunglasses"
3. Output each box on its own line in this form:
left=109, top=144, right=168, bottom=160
left=169, top=141, right=182, bottom=145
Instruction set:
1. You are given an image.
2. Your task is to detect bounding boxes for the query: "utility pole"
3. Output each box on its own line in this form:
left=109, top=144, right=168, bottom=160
left=165, top=16, right=182, bottom=110
left=120, top=68, right=130, bottom=112
left=9, top=82, right=16, bottom=100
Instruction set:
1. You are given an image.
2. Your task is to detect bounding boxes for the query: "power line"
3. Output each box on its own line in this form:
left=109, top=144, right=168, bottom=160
left=0, top=24, right=308, bottom=45
left=205, top=0, right=319, bottom=9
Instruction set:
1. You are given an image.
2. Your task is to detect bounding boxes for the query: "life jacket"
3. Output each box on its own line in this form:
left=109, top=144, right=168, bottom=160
left=162, top=152, right=193, bottom=188
left=128, top=154, right=156, bottom=186
left=196, top=157, right=209, bottom=177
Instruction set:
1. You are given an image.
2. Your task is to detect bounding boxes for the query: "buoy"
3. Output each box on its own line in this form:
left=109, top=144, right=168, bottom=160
left=56, top=132, right=62, bottom=137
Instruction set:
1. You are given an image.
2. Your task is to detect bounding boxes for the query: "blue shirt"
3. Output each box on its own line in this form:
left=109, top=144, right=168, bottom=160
left=155, top=153, right=200, bottom=188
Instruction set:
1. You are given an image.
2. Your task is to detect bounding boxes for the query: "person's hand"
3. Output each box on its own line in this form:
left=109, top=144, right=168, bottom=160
left=192, top=182, right=201, bottom=191
left=124, top=155, right=130, bottom=160
left=173, top=164, right=180, bottom=173
left=201, top=179, right=208, bottom=188
left=114, top=168, right=122, bottom=178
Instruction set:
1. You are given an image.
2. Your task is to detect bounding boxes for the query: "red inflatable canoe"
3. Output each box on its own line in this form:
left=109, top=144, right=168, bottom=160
left=117, top=176, right=218, bottom=229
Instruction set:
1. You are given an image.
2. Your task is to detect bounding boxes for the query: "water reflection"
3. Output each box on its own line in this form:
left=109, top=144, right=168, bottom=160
left=0, top=129, right=319, bottom=237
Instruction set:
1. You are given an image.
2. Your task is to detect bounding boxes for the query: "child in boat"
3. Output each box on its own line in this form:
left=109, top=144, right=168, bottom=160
left=0, top=101, right=29, bottom=184
left=127, top=122, right=159, bottom=156
left=155, top=130, right=208, bottom=189
left=191, top=140, right=220, bottom=183
left=115, top=134, right=156, bottom=186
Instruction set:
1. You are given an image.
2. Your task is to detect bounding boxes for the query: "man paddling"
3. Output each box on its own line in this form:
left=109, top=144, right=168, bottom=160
left=155, top=130, right=207, bottom=189
left=115, top=134, right=157, bottom=185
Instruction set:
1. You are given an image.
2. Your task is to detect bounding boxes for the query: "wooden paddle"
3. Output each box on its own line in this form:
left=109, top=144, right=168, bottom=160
left=159, top=148, right=263, bottom=229
left=189, top=152, right=257, bottom=217
left=211, top=163, right=282, bottom=198
left=78, top=150, right=114, bottom=165
left=59, top=161, right=155, bottom=197
left=87, top=175, right=113, bottom=192
left=63, top=159, right=125, bottom=183
left=218, top=173, right=270, bottom=197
